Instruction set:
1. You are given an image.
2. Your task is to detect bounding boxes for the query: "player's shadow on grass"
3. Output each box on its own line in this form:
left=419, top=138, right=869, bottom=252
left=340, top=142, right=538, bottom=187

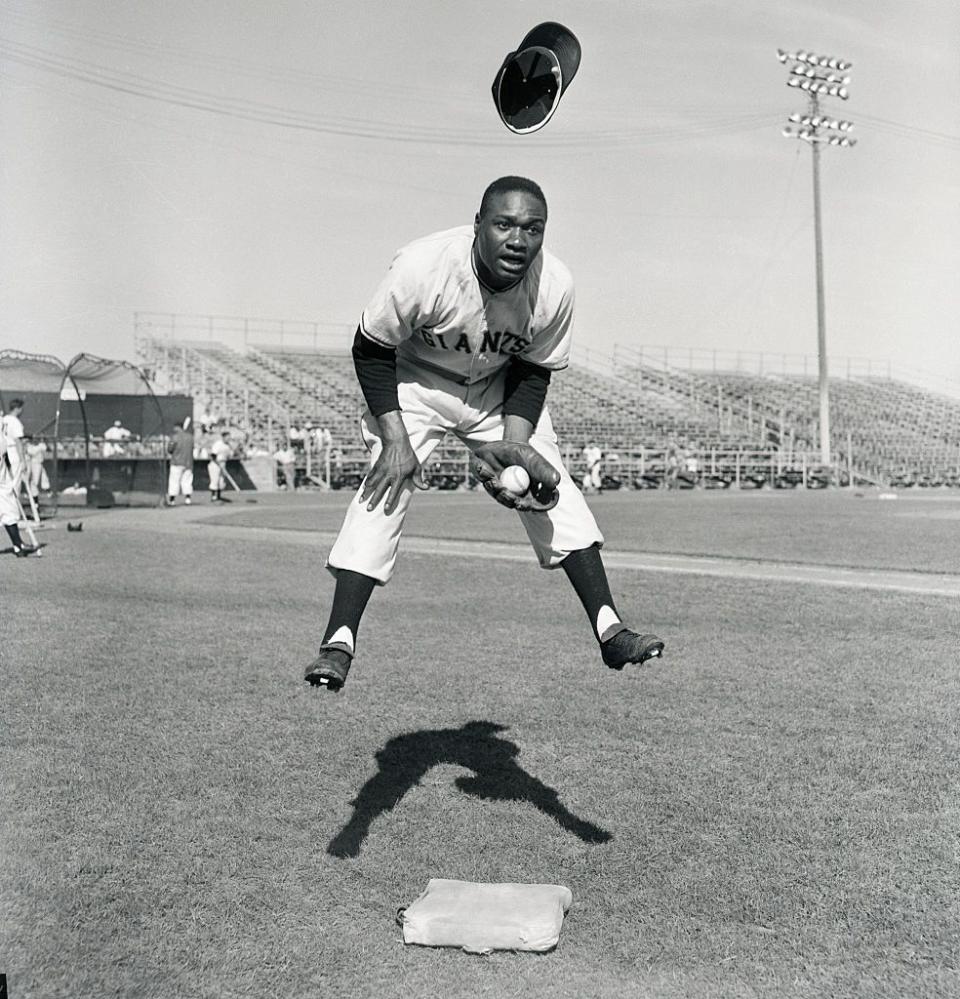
left=327, top=720, right=611, bottom=858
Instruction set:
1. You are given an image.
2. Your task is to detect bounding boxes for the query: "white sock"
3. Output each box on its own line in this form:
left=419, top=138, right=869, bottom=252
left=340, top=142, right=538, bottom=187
left=596, top=605, right=624, bottom=643
left=327, top=625, right=355, bottom=652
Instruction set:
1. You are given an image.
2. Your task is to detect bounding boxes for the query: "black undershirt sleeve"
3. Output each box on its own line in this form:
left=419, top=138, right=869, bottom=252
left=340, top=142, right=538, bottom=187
left=503, top=356, right=552, bottom=426
left=352, top=327, right=400, bottom=417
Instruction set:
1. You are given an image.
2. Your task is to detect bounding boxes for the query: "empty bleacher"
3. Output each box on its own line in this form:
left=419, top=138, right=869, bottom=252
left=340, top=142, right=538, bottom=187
left=135, top=314, right=960, bottom=489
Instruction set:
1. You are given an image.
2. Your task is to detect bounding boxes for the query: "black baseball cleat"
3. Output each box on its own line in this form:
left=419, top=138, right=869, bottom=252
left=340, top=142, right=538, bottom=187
left=14, top=545, right=40, bottom=558
left=601, top=629, right=665, bottom=670
left=304, top=643, right=353, bottom=692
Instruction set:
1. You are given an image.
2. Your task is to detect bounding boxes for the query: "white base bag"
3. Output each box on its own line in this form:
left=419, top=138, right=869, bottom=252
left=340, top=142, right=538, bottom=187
left=399, top=879, right=573, bottom=954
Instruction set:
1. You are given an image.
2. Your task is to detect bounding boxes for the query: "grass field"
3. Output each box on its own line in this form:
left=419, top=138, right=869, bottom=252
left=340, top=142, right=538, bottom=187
left=2, top=489, right=959, bottom=998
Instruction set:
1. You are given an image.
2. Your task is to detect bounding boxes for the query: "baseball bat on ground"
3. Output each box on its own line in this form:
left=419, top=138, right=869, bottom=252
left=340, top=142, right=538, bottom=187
left=13, top=489, right=41, bottom=555
left=22, top=482, right=41, bottom=525
left=213, top=459, right=256, bottom=502
left=219, top=461, right=241, bottom=492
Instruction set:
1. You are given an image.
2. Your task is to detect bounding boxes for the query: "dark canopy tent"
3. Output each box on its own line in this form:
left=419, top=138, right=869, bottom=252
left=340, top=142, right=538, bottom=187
left=0, top=349, right=68, bottom=435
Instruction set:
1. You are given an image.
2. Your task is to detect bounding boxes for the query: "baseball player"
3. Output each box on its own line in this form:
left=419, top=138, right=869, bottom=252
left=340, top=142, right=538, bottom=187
left=581, top=441, right=603, bottom=494
left=2, top=398, right=26, bottom=474
left=1, top=407, right=37, bottom=557
left=207, top=429, right=232, bottom=502
left=166, top=417, right=195, bottom=505
left=304, top=176, right=665, bottom=691
left=25, top=436, right=50, bottom=498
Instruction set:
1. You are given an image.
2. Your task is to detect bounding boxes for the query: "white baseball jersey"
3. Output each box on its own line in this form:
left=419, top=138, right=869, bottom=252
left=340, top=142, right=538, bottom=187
left=582, top=445, right=602, bottom=470
left=360, top=226, right=574, bottom=384
left=2, top=412, right=24, bottom=471
left=210, top=439, right=232, bottom=463
left=0, top=420, right=19, bottom=526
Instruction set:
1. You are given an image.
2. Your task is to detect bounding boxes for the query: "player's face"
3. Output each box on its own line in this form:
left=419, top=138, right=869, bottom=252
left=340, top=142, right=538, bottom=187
left=473, top=190, right=546, bottom=289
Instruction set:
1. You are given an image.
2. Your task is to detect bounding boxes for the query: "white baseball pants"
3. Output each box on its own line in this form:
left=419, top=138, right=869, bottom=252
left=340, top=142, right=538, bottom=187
left=168, top=464, right=194, bottom=497
left=582, top=465, right=602, bottom=491
left=207, top=461, right=224, bottom=491
left=327, top=363, right=604, bottom=584
left=0, top=476, right=20, bottom=526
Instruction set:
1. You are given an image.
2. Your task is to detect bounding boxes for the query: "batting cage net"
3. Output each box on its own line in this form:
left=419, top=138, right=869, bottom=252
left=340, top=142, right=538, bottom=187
left=1, top=349, right=190, bottom=513
left=55, top=353, right=181, bottom=509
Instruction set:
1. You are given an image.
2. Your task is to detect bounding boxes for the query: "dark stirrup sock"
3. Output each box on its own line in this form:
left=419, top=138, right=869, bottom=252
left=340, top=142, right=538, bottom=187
left=321, top=569, right=379, bottom=653
left=560, top=543, right=628, bottom=644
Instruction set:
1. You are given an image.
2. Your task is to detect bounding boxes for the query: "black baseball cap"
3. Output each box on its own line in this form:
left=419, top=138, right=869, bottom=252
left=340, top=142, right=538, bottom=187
left=492, top=22, right=582, bottom=134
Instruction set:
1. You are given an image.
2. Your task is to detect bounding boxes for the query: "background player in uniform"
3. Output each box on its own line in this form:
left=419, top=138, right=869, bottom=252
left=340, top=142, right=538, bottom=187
left=581, top=441, right=603, bottom=494
left=305, top=176, right=665, bottom=691
left=24, top=436, right=50, bottom=500
left=207, top=429, right=232, bottom=503
left=166, top=417, right=195, bottom=505
left=2, top=398, right=26, bottom=475
left=1, top=406, right=37, bottom=557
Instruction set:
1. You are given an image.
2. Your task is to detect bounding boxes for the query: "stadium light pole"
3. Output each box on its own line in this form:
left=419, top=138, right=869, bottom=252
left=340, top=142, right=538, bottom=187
left=777, top=48, right=856, bottom=467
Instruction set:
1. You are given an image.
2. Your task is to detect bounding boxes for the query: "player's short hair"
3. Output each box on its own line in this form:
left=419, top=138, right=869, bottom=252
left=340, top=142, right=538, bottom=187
left=479, top=176, right=547, bottom=219
left=9, top=398, right=24, bottom=409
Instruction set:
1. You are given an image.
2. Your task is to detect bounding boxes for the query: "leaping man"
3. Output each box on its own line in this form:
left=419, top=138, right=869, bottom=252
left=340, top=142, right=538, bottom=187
left=304, top=176, right=665, bottom=691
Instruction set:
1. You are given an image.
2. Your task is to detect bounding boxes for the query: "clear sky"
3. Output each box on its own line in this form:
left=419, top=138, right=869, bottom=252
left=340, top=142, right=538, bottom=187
left=2, top=0, right=958, bottom=383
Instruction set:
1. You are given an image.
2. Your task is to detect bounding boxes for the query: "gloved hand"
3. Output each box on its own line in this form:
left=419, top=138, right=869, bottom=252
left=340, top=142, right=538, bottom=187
left=471, top=440, right=561, bottom=512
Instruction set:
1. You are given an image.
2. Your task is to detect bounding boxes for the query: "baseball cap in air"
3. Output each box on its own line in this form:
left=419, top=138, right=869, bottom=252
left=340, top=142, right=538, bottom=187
left=492, top=22, right=581, bottom=134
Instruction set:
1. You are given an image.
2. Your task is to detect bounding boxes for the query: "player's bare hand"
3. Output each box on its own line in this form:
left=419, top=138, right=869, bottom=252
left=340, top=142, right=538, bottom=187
left=472, top=440, right=561, bottom=512
left=361, top=440, right=428, bottom=514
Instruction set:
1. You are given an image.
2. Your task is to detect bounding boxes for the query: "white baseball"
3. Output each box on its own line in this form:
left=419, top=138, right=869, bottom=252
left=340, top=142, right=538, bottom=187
left=499, top=465, right=531, bottom=496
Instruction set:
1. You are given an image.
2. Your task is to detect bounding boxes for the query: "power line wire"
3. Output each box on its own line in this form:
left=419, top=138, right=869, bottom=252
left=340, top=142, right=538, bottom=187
left=0, top=36, right=783, bottom=149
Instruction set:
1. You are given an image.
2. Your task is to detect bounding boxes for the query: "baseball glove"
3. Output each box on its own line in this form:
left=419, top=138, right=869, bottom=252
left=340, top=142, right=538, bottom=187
left=471, top=440, right=561, bottom=512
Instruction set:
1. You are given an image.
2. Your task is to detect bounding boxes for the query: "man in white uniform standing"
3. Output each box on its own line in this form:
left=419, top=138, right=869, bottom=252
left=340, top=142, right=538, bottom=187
left=2, top=398, right=26, bottom=476
left=305, top=177, right=665, bottom=690
left=1, top=399, right=37, bottom=557
left=208, top=429, right=232, bottom=503
left=581, top=441, right=603, bottom=494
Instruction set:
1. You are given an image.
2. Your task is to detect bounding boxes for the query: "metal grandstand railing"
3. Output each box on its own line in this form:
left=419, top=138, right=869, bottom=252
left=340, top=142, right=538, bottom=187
left=135, top=311, right=352, bottom=354
left=620, top=343, right=960, bottom=401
